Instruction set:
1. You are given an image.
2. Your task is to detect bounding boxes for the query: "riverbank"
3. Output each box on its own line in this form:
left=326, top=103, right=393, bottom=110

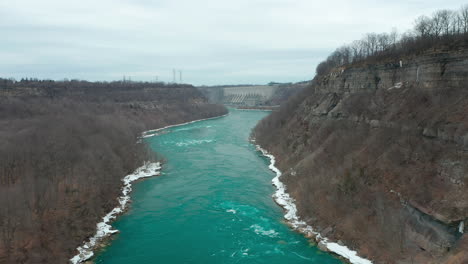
left=0, top=81, right=228, bottom=264
left=235, top=105, right=280, bottom=111
left=70, top=162, right=162, bottom=264
left=254, top=144, right=373, bottom=264
left=93, top=109, right=345, bottom=264
left=142, top=113, right=229, bottom=138
left=71, top=113, right=230, bottom=264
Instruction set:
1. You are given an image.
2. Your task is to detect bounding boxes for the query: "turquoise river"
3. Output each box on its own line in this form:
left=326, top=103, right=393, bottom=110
left=95, top=109, right=343, bottom=264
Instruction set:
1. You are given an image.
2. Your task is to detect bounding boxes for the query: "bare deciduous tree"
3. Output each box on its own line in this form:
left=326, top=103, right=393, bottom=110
left=315, top=5, right=468, bottom=76
left=415, top=15, right=432, bottom=37
left=461, top=4, right=468, bottom=33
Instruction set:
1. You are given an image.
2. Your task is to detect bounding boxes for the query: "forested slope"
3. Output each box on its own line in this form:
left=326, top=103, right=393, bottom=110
left=254, top=7, right=468, bottom=264
left=0, top=80, right=227, bottom=263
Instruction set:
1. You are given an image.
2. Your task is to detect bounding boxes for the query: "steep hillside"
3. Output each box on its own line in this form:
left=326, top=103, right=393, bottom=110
left=0, top=81, right=227, bottom=264
left=253, top=48, right=468, bottom=263
left=263, top=82, right=310, bottom=107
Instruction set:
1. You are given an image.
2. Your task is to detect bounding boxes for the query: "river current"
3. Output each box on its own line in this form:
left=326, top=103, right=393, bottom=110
left=95, top=109, right=343, bottom=264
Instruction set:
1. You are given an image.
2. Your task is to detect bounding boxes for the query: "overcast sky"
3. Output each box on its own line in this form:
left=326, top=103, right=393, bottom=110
left=0, top=0, right=465, bottom=85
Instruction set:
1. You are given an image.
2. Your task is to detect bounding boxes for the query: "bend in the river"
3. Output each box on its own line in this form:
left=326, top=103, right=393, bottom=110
left=95, top=109, right=344, bottom=264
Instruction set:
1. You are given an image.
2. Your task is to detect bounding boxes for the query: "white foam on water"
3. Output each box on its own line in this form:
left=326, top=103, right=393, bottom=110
left=70, top=162, right=161, bottom=264
left=255, top=144, right=373, bottom=264
left=176, top=139, right=213, bottom=147
left=250, top=224, right=279, bottom=238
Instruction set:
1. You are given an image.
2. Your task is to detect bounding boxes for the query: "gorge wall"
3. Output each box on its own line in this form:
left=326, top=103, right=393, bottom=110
left=253, top=48, right=468, bottom=264
left=0, top=81, right=227, bottom=264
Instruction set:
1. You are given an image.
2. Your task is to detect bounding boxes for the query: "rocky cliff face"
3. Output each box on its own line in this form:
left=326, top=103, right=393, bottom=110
left=318, top=48, right=468, bottom=93
left=253, top=48, right=468, bottom=264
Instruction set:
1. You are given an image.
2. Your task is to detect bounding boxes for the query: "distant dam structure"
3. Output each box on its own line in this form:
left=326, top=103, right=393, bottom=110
left=222, top=85, right=278, bottom=106
left=197, top=82, right=309, bottom=108
left=198, top=85, right=279, bottom=107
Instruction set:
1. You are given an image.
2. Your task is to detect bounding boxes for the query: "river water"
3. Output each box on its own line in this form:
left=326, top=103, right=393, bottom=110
left=95, top=109, right=343, bottom=264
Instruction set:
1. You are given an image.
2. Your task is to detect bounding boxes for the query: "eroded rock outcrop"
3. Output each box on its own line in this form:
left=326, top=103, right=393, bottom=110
left=253, top=48, right=468, bottom=263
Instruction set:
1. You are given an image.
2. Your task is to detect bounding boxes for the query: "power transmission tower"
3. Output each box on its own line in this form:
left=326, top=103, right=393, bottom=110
left=179, top=70, right=182, bottom=83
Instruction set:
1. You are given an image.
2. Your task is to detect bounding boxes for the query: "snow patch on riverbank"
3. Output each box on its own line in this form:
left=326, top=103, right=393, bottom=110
left=70, top=162, right=161, bottom=264
left=71, top=114, right=229, bottom=263
left=141, top=114, right=228, bottom=138
left=255, top=144, right=373, bottom=264
left=236, top=108, right=275, bottom=112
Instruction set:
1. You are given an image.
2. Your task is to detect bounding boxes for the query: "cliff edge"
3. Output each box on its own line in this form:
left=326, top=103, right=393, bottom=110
left=253, top=48, right=468, bottom=264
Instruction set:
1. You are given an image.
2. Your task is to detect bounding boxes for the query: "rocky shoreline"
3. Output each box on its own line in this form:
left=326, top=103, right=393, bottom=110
left=252, top=47, right=468, bottom=263
left=254, top=143, right=372, bottom=264
left=71, top=113, right=230, bottom=264
left=236, top=105, right=280, bottom=111
left=70, top=162, right=162, bottom=264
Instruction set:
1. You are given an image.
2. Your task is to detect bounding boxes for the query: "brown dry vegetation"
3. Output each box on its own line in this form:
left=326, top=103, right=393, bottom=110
left=253, top=7, right=468, bottom=263
left=254, top=79, right=468, bottom=264
left=0, top=80, right=227, bottom=264
left=317, top=5, right=468, bottom=76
